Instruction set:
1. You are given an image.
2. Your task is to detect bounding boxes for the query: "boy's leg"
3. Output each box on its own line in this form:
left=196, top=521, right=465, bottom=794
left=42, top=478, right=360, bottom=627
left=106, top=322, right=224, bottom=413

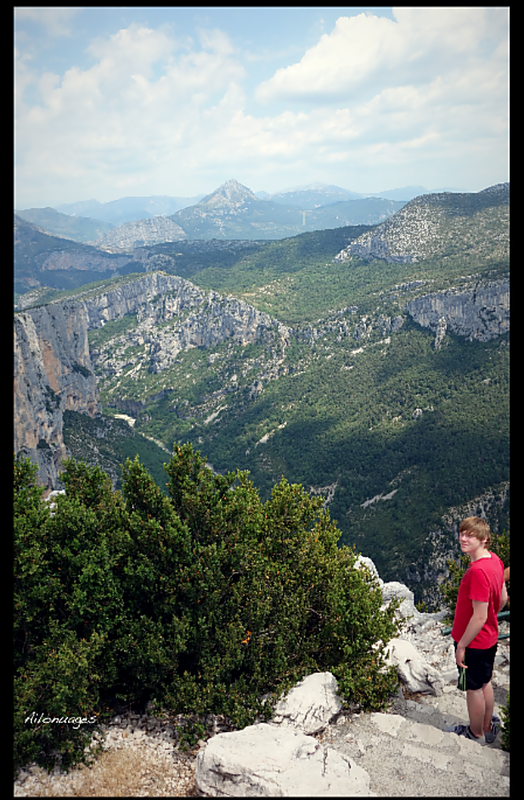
left=466, top=688, right=485, bottom=738
left=482, top=680, right=495, bottom=733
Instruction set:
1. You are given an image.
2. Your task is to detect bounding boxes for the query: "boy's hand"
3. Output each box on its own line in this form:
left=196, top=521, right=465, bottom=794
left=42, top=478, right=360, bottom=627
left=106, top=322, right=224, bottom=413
left=455, top=644, right=467, bottom=669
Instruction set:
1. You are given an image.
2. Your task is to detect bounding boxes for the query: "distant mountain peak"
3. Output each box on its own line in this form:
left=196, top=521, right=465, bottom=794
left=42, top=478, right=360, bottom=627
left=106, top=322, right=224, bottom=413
left=200, top=179, right=258, bottom=207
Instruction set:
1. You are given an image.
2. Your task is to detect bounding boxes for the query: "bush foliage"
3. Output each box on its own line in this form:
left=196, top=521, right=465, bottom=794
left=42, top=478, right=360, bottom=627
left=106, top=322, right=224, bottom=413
left=500, top=689, right=510, bottom=751
left=14, top=445, right=400, bottom=774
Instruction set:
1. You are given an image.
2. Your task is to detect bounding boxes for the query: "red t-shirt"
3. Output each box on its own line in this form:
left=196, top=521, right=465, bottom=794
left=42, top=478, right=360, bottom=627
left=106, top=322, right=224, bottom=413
left=451, top=552, right=505, bottom=649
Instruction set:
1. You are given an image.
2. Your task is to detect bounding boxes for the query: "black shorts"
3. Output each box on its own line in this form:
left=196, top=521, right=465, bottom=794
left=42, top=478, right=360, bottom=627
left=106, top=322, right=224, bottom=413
left=454, top=641, right=498, bottom=691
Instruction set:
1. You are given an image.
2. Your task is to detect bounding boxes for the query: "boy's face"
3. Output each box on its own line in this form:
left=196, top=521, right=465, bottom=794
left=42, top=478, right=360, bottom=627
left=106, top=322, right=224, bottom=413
left=459, top=531, right=488, bottom=559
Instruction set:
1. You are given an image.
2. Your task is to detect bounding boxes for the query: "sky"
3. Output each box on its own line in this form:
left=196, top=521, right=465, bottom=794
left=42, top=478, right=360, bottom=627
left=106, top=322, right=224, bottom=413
left=14, top=6, right=509, bottom=210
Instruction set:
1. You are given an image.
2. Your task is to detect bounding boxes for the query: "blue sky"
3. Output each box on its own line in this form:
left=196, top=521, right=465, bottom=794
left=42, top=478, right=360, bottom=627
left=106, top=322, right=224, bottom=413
left=14, top=6, right=509, bottom=209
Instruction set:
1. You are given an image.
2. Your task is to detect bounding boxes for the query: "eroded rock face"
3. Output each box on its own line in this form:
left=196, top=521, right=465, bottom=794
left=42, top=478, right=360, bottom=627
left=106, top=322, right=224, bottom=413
left=14, top=301, right=100, bottom=486
left=84, top=272, right=291, bottom=376
left=384, top=638, right=445, bottom=696
left=14, top=272, right=292, bottom=487
left=406, top=280, right=510, bottom=344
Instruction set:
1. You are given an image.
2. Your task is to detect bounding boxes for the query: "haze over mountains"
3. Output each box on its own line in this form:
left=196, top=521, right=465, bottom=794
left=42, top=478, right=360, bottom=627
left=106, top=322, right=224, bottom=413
left=14, top=181, right=509, bottom=605
left=16, top=180, right=462, bottom=243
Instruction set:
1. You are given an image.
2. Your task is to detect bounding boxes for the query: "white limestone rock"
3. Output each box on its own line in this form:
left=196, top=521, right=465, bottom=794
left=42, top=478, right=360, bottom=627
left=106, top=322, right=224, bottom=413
left=385, top=638, right=444, bottom=696
left=271, top=672, right=342, bottom=735
left=194, top=723, right=376, bottom=797
left=354, top=555, right=381, bottom=583
left=380, top=580, right=420, bottom=620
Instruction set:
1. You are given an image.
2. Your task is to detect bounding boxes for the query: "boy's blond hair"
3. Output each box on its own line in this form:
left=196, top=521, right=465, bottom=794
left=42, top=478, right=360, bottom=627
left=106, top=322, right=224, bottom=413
left=459, top=516, right=491, bottom=548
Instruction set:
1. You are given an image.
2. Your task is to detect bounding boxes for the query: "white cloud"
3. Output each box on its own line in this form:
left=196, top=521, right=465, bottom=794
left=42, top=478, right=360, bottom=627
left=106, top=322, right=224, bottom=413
left=254, top=7, right=508, bottom=104
left=14, top=10, right=509, bottom=206
left=14, top=23, right=250, bottom=204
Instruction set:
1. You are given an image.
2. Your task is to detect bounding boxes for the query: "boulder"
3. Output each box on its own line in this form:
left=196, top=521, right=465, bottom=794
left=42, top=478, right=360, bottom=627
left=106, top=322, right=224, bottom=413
left=353, top=555, right=381, bottom=582
left=385, top=637, right=444, bottom=696
left=194, top=723, right=376, bottom=797
left=271, top=672, right=342, bottom=734
left=380, top=580, right=422, bottom=622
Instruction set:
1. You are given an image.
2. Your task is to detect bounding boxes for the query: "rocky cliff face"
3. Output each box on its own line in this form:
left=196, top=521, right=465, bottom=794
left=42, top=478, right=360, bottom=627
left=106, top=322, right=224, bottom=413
left=14, top=301, right=100, bottom=487
left=14, top=272, right=291, bottom=486
left=15, top=266, right=508, bottom=491
left=14, top=214, right=137, bottom=287
left=85, top=272, right=291, bottom=385
left=406, top=279, right=510, bottom=346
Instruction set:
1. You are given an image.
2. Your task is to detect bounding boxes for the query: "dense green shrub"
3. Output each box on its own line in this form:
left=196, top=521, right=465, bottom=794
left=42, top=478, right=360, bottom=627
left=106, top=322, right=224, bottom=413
left=14, top=445, right=400, bottom=775
left=500, top=689, right=510, bottom=751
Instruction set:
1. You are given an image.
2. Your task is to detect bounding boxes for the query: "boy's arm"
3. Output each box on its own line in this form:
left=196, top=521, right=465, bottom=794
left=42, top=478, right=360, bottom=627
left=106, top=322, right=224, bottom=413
left=499, top=581, right=508, bottom=612
left=455, top=600, right=488, bottom=668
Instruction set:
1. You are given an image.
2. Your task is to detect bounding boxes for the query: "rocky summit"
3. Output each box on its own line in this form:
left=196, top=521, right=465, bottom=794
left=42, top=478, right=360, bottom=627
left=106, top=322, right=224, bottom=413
left=199, top=178, right=259, bottom=208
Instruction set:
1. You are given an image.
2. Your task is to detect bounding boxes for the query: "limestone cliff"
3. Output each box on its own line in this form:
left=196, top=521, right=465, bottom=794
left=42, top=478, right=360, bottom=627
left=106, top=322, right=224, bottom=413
left=84, top=272, right=291, bottom=380
left=406, top=279, right=510, bottom=346
left=14, top=272, right=291, bottom=486
left=14, top=301, right=100, bottom=487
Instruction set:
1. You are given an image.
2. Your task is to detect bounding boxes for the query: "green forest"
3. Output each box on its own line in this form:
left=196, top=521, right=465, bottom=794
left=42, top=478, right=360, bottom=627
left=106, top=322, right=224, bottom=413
left=88, top=305, right=508, bottom=595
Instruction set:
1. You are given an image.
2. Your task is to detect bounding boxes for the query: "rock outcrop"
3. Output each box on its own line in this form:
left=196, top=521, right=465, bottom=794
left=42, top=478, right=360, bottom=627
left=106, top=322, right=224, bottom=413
left=14, top=301, right=100, bottom=486
left=195, top=723, right=375, bottom=797
left=406, top=279, right=509, bottom=345
left=271, top=672, right=342, bottom=734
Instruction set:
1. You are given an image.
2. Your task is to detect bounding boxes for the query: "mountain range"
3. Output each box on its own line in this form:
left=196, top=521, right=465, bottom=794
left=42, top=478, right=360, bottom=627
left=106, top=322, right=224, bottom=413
left=55, top=194, right=204, bottom=224
left=16, top=180, right=462, bottom=247
left=14, top=182, right=509, bottom=606
left=160, top=180, right=407, bottom=243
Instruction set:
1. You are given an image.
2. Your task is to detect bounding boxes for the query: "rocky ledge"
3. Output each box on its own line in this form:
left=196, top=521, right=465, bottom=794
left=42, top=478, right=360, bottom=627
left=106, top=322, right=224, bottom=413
left=14, top=556, right=509, bottom=797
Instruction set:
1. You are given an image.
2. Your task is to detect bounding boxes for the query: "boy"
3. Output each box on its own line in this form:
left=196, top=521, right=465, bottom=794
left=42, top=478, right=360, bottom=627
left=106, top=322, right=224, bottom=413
left=447, top=516, right=507, bottom=743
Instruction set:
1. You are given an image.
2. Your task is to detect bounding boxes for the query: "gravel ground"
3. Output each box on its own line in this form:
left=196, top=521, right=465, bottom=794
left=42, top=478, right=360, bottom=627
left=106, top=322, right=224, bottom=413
left=13, top=709, right=232, bottom=797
